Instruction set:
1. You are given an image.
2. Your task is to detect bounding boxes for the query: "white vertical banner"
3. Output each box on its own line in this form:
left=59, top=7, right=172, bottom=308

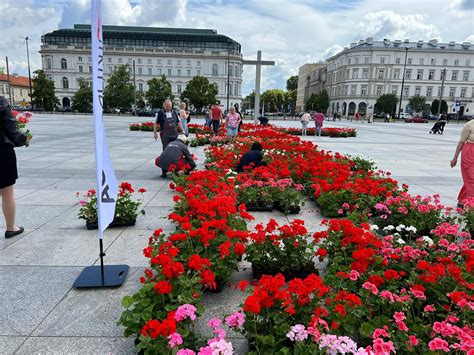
left=92, top=0, right=118, bottom=238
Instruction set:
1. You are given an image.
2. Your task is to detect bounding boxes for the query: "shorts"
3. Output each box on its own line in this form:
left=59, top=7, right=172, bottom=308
left=227, top=126, right=238, bottom=137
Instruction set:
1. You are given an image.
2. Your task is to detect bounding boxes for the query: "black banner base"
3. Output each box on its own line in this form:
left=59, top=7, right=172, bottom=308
left=73, top=265, right=129, bottom=288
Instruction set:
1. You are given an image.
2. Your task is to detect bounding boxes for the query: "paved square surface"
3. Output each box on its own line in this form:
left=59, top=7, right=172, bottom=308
left=0, top=113, right=465, bottom=353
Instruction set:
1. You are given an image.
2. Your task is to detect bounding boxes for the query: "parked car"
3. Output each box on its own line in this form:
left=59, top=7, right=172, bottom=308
left=405, top=117, right=428, bottom=123
left=56, top=106, right=73, bottom=112
left=421, top=113, right=438, bottom=120
left=396, top=113, right=412, bottom=119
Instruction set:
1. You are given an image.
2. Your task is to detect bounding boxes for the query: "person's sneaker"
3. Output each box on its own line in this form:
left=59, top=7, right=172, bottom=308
left=5, top=226, right=24, bottom=239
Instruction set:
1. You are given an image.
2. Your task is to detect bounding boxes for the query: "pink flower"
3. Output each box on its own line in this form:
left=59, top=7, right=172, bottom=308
left=207, top=339, right=234, bottom=354
left=175, top=304, right=197, bottom=321
left=362, top=282, right=379, bottom=295
left=177, top=350, right=196, bottom=355
left=428, top=338, right=450, bottom=352
left=225, top=312, right=245, bottom=328
left=197, top=346, right=213, bottom=355
left=286, top=324, right=309, bottom=342
left=396, top=320, right=409, bottom=332
left=372, top=338, right=395, bottom=353
left=342, top=202, right=350, bottom=208
left=409, top=335, right=419, bottom=346
left=207, top=318, right=222, bottom=330
left=424, top=304, right=435, bottom=312
left=79, top=200, right=87, bottom=206
left=410, top=286, right=426, bottom=300
left=393, top=311, right=406, bottom=322
left=380, top=290, right=395, bottom=303
left=337, top=209, right=343, bottom=215
left=372, top=328, right=389, bottom=339
left=349, top=270, right=360, bottom=281
left=168, top=332, right=183, bottom=348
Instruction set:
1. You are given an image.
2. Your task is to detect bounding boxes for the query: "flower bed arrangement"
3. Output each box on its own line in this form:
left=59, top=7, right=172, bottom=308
left=119, top=123, right=473, bottom=354
left=282, top=126, right=357, bottom=137
left=77, top=182, right=146, bottom=229
left=129, top=122, right=213, bottom=135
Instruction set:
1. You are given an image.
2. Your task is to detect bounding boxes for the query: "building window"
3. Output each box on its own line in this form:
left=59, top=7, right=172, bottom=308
left=235, top=83, right=238, bottom=96
left=415, top=87, right=421, bottom=95
left=148, top=59, right=152, bottom=64
left=463, top=71, right=469, bottom=81
left=404, top=70, right=411, bottom=79
left=46, top=58, right=52, bottom=69
left=148, top=68, right=152, bottom=75
left=396, top=57, right=401, bottom=64
left=407, top=58, right=412, bottom=65
left=454, top=59, right=459, bottom=66
left=403, top=86, right=409, bottom=97
left=177, top=84, right=182, bottom=94
left=431, top=58, right=436, bottom=65
left=344, top=85, right=348, bottom=95
left=466, top=60, right=470, bottom=66
left=78, top=56, right=82, bottom=62
left=138, top=83, right=143, bottom=92
left=426, top=87, right=433, bottom=97
left=452, top=71, right=458, bottom=81
left=391, top=85, right=398, bottom=94
left=168, top=69, right=172, bottom=76
left=138, top=59, right=142, bottom=64
left=461, top=88, right=467, bottom=98
left=157, top=59, right=161, bottom=64
left=417, top=70, right=423, bottom=80
left=187, top=60, right=191, bottom=65
left=61, top=58, right=67, bottom=69
left=197, top=60, right=201, bottom=66
left=177, top=60, right=181, bottom=65
left=350, top=85, right=356, bottom=95
left=364, top=57, right=369, bottom=64
left=118, top=58, right=122, bottom=63
left=353, top=68, right=360, bottom=79
left=235, top=65, right=239, bottom=77
left=429, top=70, right=435, bottom=80
left=168, top=60, right=172, bottom=65
left=354, top=58, right=359, bottom=64
left=229, top=83, right=233, bottom=95
left=79, top=65, right=83, bottom=73
left=362, top=68, right=369, bottom=79
left=187, top=69, right=191, bottom=76
left=347, top=59, right=351, bottom=65
left=419, top=58, right=424, bottom=65
left=89, top=66, right=92, bottom=73
left=378, top=68, right=384, bottom=79
left=437, top=86, right=442, bottom=96
left=229, top=65, right=233, bottom=76
left=380, top=57, right=385, bottom=64
left=177, top=69, right=181, bottom=76
left=88, top=57, right=92, bottom=62
left=138, top=67, right=142, bottom=75
left=376, top=85, right=383, bottom=95
left=361, top=85, right=367, bottom=95
left=443, top=59, right=448, bottom=66
left=393, top=69, right=400, bottom=79
left=212, top=64, right=218, bottom=76
left=129, top=67, right=132, bottom=74
left=62, top=77, right=68, bottom=89
left=128, top=58, right=132, bottom=64
left=343, top=69, right=348, bottom=79
left=449, top=87, right=456, bottom=97
left=157, top=68, right=162, bottom=75
left=108, top=58, right=112, bottom=63
left=197, top=69, right=201, bottom=76
left=108, top=67, right=112, bottom=74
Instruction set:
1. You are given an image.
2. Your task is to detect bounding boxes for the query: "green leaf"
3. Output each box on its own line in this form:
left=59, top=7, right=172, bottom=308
left=121, top=295, right=133, bottom=309
left=359, top=322, right=374, bottom=338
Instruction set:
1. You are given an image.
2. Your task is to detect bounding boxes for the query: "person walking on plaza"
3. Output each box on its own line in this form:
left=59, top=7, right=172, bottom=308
left=0, top=96, right=27, bottom=239
left=157, top=134, right=196, bottom=178
left=300, top=110, right=311, bottom=136
left=178, top=102, right=189, bottom=137
left=314, top=110, right=325, bottom=136
left=234, top=103, right=243, bottom=132
left=451, top=119, right=474, bottom=207
left=210, top=103, right=223, bottom=136
left=355, top=111, right=360, bottom=122
left=154, top=99, right=182, bottom=150
left=225, top=106, right=241, bottom=142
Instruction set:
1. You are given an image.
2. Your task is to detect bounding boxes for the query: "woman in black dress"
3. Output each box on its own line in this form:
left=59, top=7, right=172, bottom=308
left=0, top=96, right=27, bottom=238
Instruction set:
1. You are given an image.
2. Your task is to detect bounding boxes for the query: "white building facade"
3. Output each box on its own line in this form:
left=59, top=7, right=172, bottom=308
left=40, top=25, right=243, bottom=109
left=325, top=38, right=474, bottom=117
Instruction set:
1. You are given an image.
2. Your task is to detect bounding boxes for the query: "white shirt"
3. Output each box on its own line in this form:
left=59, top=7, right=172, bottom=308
left=165, top=111, right=172, bottom=119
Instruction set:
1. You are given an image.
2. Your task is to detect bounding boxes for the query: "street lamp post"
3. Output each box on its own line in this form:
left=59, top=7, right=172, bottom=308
left=133, top=60, right=137, bottom=116
left=437, top=68, right=446, bottom=116
left=226, top=48, right=230, bottom=111
left=397, top=47, right=409, bottom=119
left=21, top=36, right=33, bottom=106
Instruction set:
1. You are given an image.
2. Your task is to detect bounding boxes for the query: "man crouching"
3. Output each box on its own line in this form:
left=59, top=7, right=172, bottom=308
left=156, top=135, right=196, bottom=178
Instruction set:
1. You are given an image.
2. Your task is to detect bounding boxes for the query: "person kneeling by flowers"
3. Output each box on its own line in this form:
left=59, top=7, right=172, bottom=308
left=236, top=142, right=266, bottom=173
left=156, top=135, right=196, bottom=178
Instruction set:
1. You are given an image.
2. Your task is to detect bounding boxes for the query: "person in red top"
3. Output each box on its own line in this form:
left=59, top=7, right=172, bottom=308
left=210, top=103, right=223, bottom=136
left=314, top=110, right=325, bottom=136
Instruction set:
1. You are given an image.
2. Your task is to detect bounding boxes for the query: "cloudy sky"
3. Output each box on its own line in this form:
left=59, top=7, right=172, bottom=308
left=1, top=0, right=473, bottom=95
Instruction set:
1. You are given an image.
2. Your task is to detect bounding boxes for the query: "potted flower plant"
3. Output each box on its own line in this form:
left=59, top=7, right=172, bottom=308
left=269, top=178, right=305, bottom=214
left=236, top=184, right=273, bottom=211
left=77, top=182, right=146, bottom=229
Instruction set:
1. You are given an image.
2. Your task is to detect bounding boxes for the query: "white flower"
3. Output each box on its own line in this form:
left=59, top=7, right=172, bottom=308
left=406, top=226, right=417, bottom=233
left=369, top=225, right=379, bottom=231
left=396, top=238, right=406, bottom=244
left=383, top=225, right=395, bottom=231
left=422, top=236, right=434, bottom=245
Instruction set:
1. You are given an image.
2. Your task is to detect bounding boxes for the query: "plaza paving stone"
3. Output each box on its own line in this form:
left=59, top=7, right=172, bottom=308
left=0, top=113, right=466, bottom=353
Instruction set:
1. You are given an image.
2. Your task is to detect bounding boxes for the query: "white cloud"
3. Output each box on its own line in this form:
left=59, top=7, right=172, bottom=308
left=465, top=34, right=474, bottom=43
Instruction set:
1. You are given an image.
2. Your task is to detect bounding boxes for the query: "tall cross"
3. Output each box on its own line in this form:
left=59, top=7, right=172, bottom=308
left=243, top=50, right=275, bottom=122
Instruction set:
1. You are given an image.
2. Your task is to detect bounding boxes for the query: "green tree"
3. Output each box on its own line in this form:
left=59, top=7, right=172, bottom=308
left=285, top=89, right=297, bottom=113
left=431, top=99, right=448, bottom=115
left=261, top=89, right=286, bottom=112
left=375, top=93, right=398, bottom=115
left=180, top=76, right=217, bottom=112
left=242, top=91, right=255, bottom=111
left=411, top=95, right=426, bottom=114
left=136, top=91, right=146, bottom=109
left=305, top=90, right=330, bottom=113
left=72, top=78, right=92, bottom=112
left=146, top=75, right=173, bottom=109
left=31, top=69, right=59, bottom=111
left=103, top=64, right=134, bottom=111
left=286, top=75, right=298, bottom=91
